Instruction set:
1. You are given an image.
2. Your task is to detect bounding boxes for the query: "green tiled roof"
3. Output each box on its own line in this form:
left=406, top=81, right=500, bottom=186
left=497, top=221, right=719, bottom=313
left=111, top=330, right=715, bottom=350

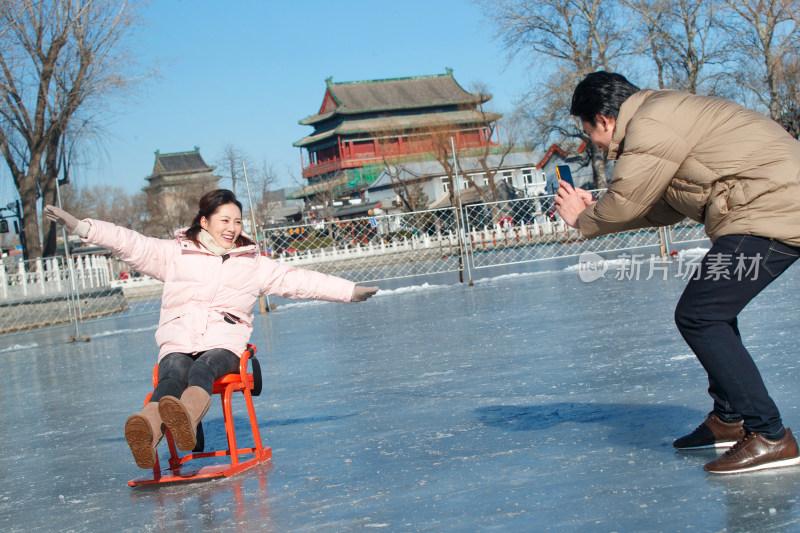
left=152, top=147, right=211, bottom=175
left=299, top=70, right=490, bottom=126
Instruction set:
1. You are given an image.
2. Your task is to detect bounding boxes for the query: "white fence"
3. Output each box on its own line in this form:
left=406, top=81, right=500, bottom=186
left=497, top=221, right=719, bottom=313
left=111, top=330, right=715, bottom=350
left=0, top=255, right=112, bottom=300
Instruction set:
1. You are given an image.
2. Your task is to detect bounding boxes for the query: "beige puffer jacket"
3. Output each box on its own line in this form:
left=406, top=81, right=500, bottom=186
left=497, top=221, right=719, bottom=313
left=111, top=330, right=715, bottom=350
left=577, top=89, right=800, bottom=246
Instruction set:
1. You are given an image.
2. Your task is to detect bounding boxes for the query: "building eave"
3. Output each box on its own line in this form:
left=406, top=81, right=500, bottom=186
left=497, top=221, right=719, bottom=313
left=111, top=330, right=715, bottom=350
left=293, top=110, right=502, bottom=148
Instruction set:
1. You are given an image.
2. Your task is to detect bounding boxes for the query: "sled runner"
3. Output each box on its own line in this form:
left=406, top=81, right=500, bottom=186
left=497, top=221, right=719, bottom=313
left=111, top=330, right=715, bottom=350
left=128, top=344, right=271, bottom=486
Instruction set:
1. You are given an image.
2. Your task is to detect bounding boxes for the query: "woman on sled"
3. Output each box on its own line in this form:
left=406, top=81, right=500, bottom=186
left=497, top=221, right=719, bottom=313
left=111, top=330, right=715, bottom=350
left=45, top=189, right=378, bottom=468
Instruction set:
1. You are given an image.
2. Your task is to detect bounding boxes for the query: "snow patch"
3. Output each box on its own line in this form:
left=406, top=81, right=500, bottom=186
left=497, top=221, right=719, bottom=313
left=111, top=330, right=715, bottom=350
left=90, top=325, right=157, bottom=338
left=669, top=354, right=697, bottom=361
left=0, top=343, right=38, bottom=354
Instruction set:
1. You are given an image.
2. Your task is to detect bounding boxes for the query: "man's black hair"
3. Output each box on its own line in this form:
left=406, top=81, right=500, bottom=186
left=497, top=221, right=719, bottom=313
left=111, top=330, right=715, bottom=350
left=570, top=71, right=641, bottom=124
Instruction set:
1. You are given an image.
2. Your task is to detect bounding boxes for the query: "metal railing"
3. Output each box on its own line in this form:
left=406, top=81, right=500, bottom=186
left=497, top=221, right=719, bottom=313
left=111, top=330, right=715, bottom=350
left=262, top=208, right=464, bottom=283
left=460, top=192, right=708, bottom=269
left=0, top=191, right=710, bottom=336
left=0, top=254, right=162, bottom=335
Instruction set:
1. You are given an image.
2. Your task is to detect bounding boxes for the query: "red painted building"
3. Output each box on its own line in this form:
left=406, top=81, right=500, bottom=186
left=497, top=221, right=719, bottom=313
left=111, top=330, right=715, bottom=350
left=292, top=69, right=501, bottom=202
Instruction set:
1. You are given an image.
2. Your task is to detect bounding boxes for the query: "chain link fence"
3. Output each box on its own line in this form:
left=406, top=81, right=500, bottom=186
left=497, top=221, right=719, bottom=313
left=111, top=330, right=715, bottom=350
left=664, top=220, right=708, bottom=247
left=461, top=192, right=710, bottom=269
left=0, top=192, right=711, bottom=337
left=261, top=208, right=465, bottom=283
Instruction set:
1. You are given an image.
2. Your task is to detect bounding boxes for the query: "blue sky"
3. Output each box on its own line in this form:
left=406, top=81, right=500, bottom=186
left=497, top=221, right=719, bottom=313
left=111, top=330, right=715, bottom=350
left=3, top=0, right=536, bottom=201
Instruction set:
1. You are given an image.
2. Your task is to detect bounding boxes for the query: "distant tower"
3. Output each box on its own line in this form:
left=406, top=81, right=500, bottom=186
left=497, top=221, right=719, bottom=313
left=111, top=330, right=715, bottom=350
left=143, top=147, right=219, bottom=236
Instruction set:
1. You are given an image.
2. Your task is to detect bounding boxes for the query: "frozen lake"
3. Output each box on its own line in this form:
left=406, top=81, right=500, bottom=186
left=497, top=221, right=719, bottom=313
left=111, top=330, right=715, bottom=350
left=2, top=248, right=800, bottom=531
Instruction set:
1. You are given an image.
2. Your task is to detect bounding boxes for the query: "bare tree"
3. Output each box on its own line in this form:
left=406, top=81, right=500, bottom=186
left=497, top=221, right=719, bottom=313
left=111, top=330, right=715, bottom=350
left=375, top=86, right=512, bottom=209
left=482, top=0, right=631, bottom=75
left=457, top=84, right=518, bottom=203
left=294, top=170, right=345, bottom=224
left=86, top=185, right=147, bottom=230
left=130, top=190, right=149, bottom=233
left=379, top=163, right=413, bottom=211
left=58, top=181, right=91, bottom=219
left=776, top=51, right=800, bottom=138
left=430, top=130, right=458, bottom=210
left=377, top=162, right=430, bottom=213
left=622, top=0, right=670, bottom=89
left=60, top=182, right=148, bottom=233
left=402, top=182, right=429, bottom=212
left=481, top=0, right=633, bottom=187
left=723, top=0, right=800, bottom=121
left=0, top=0, right=149, bottom=259
left=248, top=158, right=279, bottom=225
left=216, top=144, right=250, bottom=197
left=422, top=125, right=505, bottom=209
left=373, top=133, right=431, bottom=213
left=624, top=0, right=729, bottom=94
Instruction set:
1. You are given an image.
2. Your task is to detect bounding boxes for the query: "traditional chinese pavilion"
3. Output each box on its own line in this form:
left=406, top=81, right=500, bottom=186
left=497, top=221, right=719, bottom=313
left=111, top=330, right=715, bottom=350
left=292, top=69, right=501, bottom=201
left=143, top=147, right=218, bottom=235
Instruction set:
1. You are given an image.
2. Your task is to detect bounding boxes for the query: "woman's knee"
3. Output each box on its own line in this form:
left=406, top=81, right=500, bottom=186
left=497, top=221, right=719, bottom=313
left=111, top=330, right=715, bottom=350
left=187, top=349, right=238, bottom=387
left=152, top=353, right=193, bottom=401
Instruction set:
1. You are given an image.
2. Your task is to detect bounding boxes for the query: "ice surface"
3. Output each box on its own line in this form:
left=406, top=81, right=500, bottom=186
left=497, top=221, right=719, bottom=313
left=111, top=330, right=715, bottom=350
left=2, top=250, right=800, bottom=531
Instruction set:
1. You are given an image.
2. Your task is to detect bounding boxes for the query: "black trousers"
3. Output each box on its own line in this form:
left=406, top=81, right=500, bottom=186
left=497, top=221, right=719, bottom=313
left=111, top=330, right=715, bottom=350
left=148, top=348, right=240, bottom=403
left=675, top=234, right=800, bottom=437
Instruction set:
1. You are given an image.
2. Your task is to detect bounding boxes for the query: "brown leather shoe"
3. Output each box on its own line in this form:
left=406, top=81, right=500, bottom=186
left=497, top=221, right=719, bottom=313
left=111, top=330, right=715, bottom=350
left=704, top=428, right=800, bottom=474
left=673, top=412, right=745, bottom=450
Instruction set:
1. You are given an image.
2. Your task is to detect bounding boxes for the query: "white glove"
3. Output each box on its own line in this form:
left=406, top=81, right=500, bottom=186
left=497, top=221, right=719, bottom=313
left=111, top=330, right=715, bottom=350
left=44, top=205, right=90, bottom=238
left=352, top=285, right=379, bottom=302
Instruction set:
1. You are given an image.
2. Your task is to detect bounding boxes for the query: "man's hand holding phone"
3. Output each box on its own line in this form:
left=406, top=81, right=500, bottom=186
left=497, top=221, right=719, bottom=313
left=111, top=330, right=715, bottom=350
left=554, top=182, right=595, bottom=230
left=555, top=165, right=574, bottom=187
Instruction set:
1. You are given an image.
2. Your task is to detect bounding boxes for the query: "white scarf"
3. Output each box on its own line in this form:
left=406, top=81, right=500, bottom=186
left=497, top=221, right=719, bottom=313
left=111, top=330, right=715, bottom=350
left=197, top=229, right=232, bottom=256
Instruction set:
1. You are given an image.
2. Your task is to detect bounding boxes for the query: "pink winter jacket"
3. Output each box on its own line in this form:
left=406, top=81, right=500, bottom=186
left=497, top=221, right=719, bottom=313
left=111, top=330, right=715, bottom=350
left=83, top=220, right=356, bottom=361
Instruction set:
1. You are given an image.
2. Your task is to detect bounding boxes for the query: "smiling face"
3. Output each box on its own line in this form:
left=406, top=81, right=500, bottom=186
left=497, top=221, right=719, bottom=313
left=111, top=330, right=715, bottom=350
left=200, top=202, right=242, bottom=249
left=581, top=114, right=616, bottom=153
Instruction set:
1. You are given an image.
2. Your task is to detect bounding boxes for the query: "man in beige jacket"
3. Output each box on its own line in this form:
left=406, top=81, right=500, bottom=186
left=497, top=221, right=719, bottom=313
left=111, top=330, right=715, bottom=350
left=556, top=71, right=800, bottom=474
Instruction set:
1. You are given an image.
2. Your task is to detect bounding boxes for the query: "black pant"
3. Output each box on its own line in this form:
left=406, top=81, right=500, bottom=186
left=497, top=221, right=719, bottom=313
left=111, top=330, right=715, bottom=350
left=148, top=348, right=240, bottom=403
left=675, top=235, right=800, bottom=437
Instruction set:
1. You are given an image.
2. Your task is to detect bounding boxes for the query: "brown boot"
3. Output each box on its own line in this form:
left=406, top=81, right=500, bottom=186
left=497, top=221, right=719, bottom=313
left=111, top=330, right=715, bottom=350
left=158, top=386, right=211, bottom=451
left=125, top=402, right=163, bottom=469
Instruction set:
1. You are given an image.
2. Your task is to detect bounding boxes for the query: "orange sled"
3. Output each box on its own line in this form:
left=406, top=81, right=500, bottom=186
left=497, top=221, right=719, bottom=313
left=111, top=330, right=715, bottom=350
left=128, top=344, right=272, bottom=486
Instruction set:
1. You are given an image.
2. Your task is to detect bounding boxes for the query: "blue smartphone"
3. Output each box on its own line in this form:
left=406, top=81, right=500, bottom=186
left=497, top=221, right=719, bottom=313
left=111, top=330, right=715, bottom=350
left=556, top=165, right=574, bottom=187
